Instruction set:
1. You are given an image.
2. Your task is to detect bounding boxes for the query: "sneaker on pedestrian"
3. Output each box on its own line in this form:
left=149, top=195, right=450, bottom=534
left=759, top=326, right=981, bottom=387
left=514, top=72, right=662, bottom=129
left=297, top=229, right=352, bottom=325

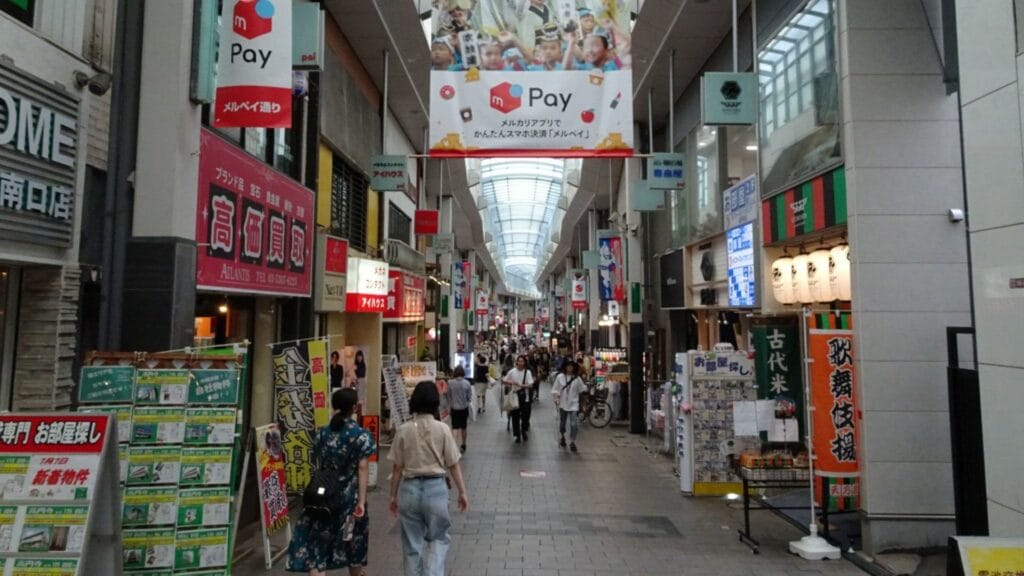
left=514, top=436, right=521, bottom=444
left=523, top=431, right=529, bottom=442
left=559, top=436, right=566, bottom=448
left=570, top=443, right=578, bottom=453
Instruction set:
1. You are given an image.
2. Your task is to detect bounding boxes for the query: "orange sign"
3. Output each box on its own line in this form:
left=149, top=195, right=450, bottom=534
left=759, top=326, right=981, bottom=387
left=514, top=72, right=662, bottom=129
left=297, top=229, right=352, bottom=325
left=360, top=416, right=379, bottom=463
left=808, top=327, right=859, bottom=509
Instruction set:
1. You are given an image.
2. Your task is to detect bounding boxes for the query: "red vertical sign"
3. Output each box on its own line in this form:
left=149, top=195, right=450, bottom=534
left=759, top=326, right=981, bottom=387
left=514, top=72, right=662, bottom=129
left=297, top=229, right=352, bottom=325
left=808, top=328, right=860, bottom=509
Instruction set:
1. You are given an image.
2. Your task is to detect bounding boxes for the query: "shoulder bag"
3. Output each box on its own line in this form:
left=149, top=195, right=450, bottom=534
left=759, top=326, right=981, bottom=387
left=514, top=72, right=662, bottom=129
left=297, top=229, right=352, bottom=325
left=502, top=371, right=521, bottom=412
left=303, top=430, right=345, bottom=521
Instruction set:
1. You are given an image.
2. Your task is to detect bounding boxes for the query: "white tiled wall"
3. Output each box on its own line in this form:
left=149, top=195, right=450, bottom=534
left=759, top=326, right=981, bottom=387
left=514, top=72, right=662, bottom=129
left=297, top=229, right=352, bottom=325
left=957, top=0, right=1024, bottom=539
left=839, top=0, right=968, bottom=552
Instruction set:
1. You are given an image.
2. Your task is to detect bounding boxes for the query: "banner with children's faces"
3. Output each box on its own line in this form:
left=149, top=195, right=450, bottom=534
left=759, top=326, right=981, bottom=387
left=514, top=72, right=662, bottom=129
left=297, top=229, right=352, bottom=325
left=429, top=0, right=634, bottom=157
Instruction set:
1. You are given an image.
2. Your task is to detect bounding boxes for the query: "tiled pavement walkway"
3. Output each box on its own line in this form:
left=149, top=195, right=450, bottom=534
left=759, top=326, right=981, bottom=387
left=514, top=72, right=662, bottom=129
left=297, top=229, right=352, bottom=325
left=244, top=382, right=865, bottom=576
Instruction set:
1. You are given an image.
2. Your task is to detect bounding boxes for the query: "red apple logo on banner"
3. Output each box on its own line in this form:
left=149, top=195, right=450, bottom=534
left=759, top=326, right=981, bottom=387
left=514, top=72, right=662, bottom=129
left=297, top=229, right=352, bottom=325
left=580, top=109, right=595, bottom=124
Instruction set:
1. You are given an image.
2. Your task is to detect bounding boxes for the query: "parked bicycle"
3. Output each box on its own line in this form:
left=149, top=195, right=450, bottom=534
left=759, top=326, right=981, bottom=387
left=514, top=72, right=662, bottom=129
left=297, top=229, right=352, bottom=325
left=578, top=381, right=612, bottom=428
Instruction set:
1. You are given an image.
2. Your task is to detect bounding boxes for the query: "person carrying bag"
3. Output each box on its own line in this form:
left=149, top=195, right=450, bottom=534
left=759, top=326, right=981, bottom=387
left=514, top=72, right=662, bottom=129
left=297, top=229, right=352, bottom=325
left=552, top=361, right=587, bottom=453
left=502, top=355, right=534, bottom=443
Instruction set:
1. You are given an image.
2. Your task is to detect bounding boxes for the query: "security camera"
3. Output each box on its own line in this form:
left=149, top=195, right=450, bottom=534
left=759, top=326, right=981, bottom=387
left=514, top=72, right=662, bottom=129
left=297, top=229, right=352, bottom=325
left=948, top=208, right=965, bottom=223
left=73, top=71, right=113, bottom=96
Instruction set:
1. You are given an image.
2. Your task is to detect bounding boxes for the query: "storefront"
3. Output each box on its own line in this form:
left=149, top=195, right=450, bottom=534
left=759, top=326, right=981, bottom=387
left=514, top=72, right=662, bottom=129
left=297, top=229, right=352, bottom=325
left=383, top=269, right=426, bottom=362
left=0, top=60, right=84, bottom=410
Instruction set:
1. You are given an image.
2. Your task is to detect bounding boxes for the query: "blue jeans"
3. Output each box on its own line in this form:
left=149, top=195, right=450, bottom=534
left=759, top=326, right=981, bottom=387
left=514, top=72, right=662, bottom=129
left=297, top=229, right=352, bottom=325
left=398, top=477, right=451, bottom=576
left=559, top=408, right=579, bottom=442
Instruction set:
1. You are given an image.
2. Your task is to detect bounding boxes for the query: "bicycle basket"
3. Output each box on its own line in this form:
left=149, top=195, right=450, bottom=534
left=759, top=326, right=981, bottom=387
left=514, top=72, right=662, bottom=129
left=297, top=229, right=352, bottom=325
left=593, top=388, right=609, bottom=401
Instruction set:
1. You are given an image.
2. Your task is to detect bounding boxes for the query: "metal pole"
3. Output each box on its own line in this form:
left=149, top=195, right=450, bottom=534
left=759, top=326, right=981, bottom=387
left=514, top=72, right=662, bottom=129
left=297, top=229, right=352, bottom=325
left=647, top=89, right=655, bottom=154
left=668, top=49, right=675, bottom=149
left=382, top=49, right=390, bottom=153
left=732, top=0, right=739, bottom=72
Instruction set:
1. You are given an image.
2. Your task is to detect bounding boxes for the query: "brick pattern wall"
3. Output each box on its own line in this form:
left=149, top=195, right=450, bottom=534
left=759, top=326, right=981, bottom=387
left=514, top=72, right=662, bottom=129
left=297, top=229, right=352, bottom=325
left=12, top=267, right=80, bottom=411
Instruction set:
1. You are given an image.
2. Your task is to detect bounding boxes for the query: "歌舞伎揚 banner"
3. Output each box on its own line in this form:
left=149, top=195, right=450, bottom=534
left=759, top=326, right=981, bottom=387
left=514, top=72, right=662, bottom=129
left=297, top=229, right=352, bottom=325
left=428, top=1, right=633, bottom=157
left=214, top=0, right=293, bottom=128
left=255, top=424, right=289, bottom=534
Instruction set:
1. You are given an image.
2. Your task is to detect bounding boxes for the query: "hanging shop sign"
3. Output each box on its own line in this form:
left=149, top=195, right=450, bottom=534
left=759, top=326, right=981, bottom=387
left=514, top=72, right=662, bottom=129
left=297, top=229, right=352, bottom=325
left=630, top=180, right=665, bottom=211
left=582, top=249, right=600, bottom=269
left=272, top=340, right=330, bottom=492
left=807, top=313, right=859, bottom=510
left=255, top=424, right=289, bottom=535
left=196, top=128, right=313, bottom=296
left=476, top=289, right=489, bottom=316
left=428, top=3, right=633, bottom=157
left=414, top=210, right=439, bottom=235
left=752, top=323, right=804, bottom=441
left=597, top=233, right=625, bottom=301
left=384, top=270, right=426, bottom=322
left=726, top=223, right=756, bottom=307
left=762, top=166, right=847, bottom=243
left=214, top=0, right=293, bottom=128
left=701, top=72, right=757, bottom=126
left=345, top=257, right=389, bottom=313
left=723, top=175, right=759, bottom=231
left=370, top=155, right=408, bottom=192
left=452, top=260, right=471, bottom=310
left=0, top=61, right=79, bottom=248
left=647, top=153, right=685, bottom=190
left=659, top=250, right=684, bottom=309
left=292, top=2, right=324, bottom=70
left=571, top=269, right=587, bottom=310
left=431, top=233, right=454, bottom=256
left=314, top=232, right=348, bottom=313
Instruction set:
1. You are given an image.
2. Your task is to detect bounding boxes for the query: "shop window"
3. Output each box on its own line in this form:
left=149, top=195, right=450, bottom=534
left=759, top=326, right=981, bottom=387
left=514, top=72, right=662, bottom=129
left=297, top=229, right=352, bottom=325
left=687, top=126, right=722, bottom=243
left=388, top=202, right=412, bottom=244
left=1, top=0, right=34, bottom=26
left=331, top=157, right=368, bottom=253
left=758, top=0, right=842, bottom=197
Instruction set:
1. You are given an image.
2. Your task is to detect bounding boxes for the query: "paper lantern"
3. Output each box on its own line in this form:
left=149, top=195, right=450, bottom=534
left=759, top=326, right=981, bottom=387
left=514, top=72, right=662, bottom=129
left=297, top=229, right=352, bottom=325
left=771, top=257, right=795, bottom=304
left=808, top=250, right=833, bottom=302
left=791, top=254, right=811, bottom=304
left=829, top=245, right=852, bottom=301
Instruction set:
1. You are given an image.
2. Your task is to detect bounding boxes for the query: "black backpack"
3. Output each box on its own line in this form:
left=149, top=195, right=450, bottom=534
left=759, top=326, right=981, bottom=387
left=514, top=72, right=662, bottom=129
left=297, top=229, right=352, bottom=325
left=303, top=467, right=343, bottom=521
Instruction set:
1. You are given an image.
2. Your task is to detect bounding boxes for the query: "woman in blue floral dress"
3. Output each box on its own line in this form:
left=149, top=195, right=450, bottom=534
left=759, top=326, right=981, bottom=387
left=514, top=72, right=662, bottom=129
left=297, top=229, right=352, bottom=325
left=288, top=388, right=376, bottom=576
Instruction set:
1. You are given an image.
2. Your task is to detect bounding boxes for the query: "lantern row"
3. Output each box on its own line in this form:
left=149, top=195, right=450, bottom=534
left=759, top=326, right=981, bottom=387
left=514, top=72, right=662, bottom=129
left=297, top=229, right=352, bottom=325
left=771, top=245, right=851, bottom=305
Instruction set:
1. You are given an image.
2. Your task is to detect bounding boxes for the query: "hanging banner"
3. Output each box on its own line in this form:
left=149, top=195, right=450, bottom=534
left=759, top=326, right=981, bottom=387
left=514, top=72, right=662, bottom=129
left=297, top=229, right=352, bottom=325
left=597, top=234, right=625, bottom=301
left=272, top=341, right=319, bottom=492
left=453, top=260, right=471, bottom=309
left=752, top=323, right=804, bottom=441
left=384, top=270, right=427, bottom=322
left=214, top=0, right=293, bottom=128
left=807, top=316, right=860, bottom=510
left=196, top=128, right=314, bottom=297
left=414, top=210, right=439, bottom=235
left=476, top=289, right=489, bottom=316
left=571, top=269, right=587, bottom=309
left=255, top=424, right=289, bottom=534
left=428, top=2, right=634, bottom=157
left=307, top=340, right=331, bottom=428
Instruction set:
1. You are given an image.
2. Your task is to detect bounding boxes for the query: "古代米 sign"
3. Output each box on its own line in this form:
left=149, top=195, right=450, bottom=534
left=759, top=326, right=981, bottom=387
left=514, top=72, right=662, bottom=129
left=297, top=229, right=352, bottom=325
left=214, top=0, right=293, bottom=128
left=196, top=128, right=314, bottom=297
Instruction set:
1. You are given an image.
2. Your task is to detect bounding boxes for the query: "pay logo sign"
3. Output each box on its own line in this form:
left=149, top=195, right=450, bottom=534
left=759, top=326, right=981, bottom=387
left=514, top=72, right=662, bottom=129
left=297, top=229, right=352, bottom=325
left=231, top=0, right=277, bottom=69
left=489, top=82, right=572, bottom=114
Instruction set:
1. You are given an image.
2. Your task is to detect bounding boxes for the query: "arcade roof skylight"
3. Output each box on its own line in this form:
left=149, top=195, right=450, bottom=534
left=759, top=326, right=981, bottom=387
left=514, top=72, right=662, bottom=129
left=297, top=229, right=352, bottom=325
left=478, top=158, right=567, bottom=299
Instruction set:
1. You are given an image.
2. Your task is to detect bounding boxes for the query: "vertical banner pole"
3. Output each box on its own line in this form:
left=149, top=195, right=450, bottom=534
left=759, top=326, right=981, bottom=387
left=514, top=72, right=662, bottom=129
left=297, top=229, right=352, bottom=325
left=382, top=49, right=390, bottom=154
left=732, top=0, right=739, bottom=73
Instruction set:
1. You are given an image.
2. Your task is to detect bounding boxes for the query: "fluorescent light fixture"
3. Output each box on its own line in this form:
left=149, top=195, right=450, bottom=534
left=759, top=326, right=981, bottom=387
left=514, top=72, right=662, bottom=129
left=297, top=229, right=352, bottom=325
left=745, top=145, right=758, bottom=151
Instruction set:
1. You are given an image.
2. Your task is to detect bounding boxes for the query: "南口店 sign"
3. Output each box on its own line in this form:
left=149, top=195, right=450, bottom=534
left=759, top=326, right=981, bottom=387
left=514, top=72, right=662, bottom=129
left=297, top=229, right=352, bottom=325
left=195, top=128, right=314, bottom=297
left=370, top=155, right=408, bottom=192
left=0, top=61, right=80, bottom=248
left=214, top=0, right=293, bottom=128
left=345, top=257, right=389, bottom=313
left=702, top=72, right=757, bottom=126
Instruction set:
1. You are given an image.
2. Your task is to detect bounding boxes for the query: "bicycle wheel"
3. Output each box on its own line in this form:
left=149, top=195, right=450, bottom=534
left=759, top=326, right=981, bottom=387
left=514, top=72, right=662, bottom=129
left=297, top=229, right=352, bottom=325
left=588, top=400, right=612, bottom=428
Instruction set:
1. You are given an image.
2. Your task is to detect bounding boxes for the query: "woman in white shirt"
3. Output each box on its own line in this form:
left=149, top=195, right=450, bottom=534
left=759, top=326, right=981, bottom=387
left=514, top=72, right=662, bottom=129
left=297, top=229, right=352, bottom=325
left=501, top=355, right=534, bottom=443
left=551, top=361, right=587, bottom=453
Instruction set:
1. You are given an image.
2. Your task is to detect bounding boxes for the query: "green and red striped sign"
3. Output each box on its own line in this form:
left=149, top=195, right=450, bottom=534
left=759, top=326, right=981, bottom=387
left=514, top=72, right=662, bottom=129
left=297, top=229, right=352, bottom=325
left=809, top=311, right=852, bottom=330
left=762, top=166, right=847, bottom=244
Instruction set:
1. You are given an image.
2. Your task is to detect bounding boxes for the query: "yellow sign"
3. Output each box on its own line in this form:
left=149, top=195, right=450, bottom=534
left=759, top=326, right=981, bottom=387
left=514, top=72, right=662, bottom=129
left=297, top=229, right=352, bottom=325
left=307, top=340, right=330, bottom=428
left=957, top=537, right=1024, bottom=575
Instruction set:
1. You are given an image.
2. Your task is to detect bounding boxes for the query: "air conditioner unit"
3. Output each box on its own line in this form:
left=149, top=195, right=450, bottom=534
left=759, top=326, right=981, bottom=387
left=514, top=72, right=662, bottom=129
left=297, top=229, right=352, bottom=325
left=385, top=239, right=426, bottom=274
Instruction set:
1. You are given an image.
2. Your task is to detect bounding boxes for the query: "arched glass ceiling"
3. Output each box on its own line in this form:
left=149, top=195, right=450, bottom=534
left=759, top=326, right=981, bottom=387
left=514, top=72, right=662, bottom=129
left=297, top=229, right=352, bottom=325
left=478, top=158, right=566, bottom=298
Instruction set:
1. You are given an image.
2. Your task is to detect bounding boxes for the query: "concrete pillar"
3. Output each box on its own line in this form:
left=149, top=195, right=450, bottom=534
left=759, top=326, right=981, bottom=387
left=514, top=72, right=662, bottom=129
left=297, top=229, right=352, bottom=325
left=249, top=297, right=277, bottom=427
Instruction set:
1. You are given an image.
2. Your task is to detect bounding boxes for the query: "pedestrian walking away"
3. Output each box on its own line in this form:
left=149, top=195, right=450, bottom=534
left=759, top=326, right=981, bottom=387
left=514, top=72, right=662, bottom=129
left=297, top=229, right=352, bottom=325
left=472, top=353, right=489, bottom=414
left=447, top=366, right=473, bottom=452
left=388, top=382, right=470, bottom=576
left=288, top=388, right=376, bottom=576
left=551, top=361, right=587, bottom=453
left=502, top=355, right=535, bottom=443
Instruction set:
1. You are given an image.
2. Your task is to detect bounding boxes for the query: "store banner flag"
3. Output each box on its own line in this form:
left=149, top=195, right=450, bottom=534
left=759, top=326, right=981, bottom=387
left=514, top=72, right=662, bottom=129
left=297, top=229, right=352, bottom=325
left=214, top=0, right=293, bottom=128
left=476, top=289, right=489, bottom=316
left=427, top=1, right=633, bottom=157
left=453, top=260, right=471, bottom=309
left=272, top=341, right=317, bottom=492
left=196, top=128, right=314, bottom=297
left=597, top=234, right=625, bottom=301
left=255, top=424, right=289, bottom=534
left=752, top=323, right=804, bottom=440
left=807, top=317, right=860, bottom=510
left=415, top=210, right=440, bottom=235
left=571, top=269, right=587, bottom=309
left=307, top=339, right=331, bottom=428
